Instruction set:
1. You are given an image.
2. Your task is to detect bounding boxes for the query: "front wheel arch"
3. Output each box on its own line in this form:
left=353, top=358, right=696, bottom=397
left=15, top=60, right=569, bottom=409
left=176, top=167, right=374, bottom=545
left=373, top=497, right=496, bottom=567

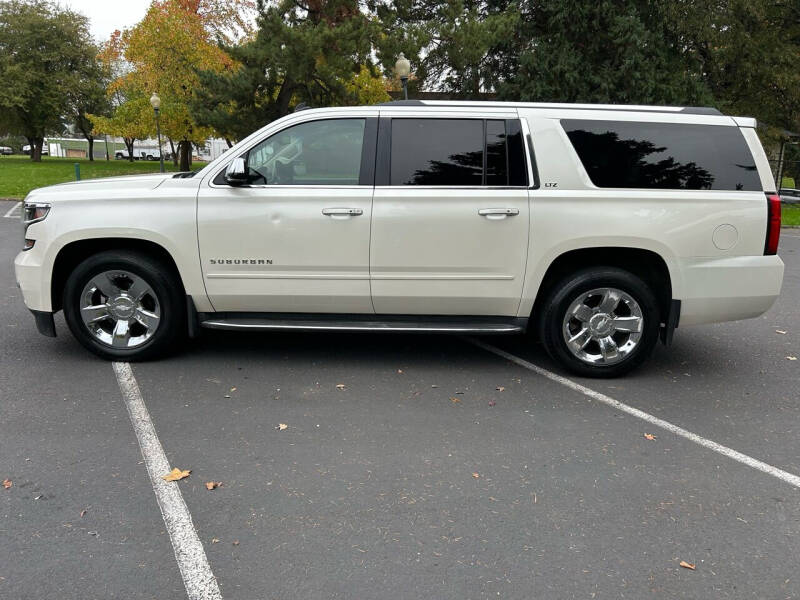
left=51, top=238, right=184, bottom=313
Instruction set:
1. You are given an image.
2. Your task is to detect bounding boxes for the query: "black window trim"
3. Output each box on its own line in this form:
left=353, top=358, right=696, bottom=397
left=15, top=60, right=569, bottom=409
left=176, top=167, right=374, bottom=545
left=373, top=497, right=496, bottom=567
left=210, top=116, right=378, bottom=188
left=375, top=116, right=530, bottom=189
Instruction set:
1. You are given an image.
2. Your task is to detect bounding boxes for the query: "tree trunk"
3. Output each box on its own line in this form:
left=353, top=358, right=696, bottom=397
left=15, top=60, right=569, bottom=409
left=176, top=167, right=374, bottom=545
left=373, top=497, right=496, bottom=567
left=179, top=140, right=191, bottom=172
left=29, top=137, right=44, bottom=162
left=124, top=138, right=135, bottom=162
left=87, top=136, right=95, bottom=161
left=168, top=138, right=178, bottom=166
left=225, top=137, right=233, bottom=149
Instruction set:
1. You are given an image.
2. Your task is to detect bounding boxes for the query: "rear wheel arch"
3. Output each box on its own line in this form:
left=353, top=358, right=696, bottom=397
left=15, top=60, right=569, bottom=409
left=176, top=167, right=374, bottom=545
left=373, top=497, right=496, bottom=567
left=531, top=247, right=674, bottom=331
left=51, top=238, right=185, bottom=313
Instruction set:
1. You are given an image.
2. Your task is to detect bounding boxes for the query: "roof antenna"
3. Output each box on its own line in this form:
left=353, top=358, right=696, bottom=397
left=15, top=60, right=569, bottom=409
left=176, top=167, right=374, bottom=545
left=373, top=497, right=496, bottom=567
left=294, top=102, right=310, bottom=112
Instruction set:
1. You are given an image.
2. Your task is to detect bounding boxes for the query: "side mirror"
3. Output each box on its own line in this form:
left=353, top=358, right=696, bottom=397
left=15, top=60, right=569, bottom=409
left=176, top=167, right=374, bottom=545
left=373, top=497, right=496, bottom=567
left=224, top=157, right=249, bottom=185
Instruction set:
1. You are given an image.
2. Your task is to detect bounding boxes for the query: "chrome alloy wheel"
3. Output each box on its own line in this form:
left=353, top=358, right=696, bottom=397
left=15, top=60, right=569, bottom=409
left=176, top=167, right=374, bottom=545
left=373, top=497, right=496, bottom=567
left=562, top=287, right=644, bottom=366
left=79, top=270, right=161, bottom=348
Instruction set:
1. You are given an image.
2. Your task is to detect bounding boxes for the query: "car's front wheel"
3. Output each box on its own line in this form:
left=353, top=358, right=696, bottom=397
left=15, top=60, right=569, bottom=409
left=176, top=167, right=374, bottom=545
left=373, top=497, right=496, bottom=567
left=63, top=251, right=185, bottom=360
left=539, top=267, right=660, bottom=378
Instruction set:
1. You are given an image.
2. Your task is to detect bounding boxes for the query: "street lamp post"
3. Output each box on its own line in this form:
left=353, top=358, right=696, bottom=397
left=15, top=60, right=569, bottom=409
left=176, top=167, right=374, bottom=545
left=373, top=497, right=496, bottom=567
left=395, top=53, right=411, bottom=101
left=149, top=92, right=165, bottom=173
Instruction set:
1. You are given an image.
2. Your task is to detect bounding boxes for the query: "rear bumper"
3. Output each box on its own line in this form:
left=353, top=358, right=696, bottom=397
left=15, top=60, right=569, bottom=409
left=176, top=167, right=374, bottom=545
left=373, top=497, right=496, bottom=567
left=678, top=255, right=784, bottom=326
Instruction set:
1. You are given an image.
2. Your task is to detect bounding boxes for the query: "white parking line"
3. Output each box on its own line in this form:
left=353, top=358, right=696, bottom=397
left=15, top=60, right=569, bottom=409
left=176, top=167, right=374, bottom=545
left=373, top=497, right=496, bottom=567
left=112, top=362, right=223, bottom=600
left=3, top=201, right=21, bottom=218
left=469, top=339, right=800, bottom=490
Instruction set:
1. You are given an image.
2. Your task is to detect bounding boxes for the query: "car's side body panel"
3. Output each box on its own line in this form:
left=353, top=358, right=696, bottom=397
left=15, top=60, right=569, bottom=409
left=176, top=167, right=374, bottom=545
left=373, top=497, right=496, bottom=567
left=13, top=101, right=785, bottom=342
left=517, top=109, right=783, bottom=324
left=14, top=174, right=208, bottom=312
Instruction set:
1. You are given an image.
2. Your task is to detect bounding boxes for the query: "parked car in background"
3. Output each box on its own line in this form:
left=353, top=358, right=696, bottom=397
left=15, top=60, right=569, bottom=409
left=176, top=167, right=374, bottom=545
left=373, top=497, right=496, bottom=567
left=0, top=146, right=13, bottom=155
left=14, top=101, right=785, bottom=377
left=22, top=143, right=49, bottom=156
left=115, top=148, right=162, bottom=161
left=779, top=188, right=800, bottom=204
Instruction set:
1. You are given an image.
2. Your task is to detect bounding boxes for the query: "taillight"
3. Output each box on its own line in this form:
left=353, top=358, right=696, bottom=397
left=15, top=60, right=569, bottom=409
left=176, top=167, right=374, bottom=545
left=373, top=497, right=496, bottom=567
left=764, top=193, right=781, bottom=255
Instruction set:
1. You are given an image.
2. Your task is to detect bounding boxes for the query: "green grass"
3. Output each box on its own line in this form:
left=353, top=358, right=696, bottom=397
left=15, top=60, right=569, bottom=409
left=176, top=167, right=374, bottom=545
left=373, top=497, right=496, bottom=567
left=0, top=155, right=207, bottom=199
left=783, top=205, right=800, bottom=227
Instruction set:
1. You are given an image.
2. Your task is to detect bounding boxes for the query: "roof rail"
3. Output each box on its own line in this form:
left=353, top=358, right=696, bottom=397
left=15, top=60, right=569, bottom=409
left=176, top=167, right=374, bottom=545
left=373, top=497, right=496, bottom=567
left=378, top=99, right=723, bottom=116
left=680, top=107, right=723, bottom=116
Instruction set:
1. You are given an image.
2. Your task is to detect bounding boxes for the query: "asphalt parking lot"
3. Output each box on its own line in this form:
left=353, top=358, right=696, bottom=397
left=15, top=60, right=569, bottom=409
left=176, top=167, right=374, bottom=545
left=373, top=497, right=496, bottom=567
left=2, top=199, right=799, bottom=599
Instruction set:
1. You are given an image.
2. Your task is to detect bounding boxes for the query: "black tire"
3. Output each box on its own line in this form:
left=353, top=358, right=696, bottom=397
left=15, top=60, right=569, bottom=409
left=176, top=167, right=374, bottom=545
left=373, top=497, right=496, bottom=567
left=539, top=267, right=660, bottom=378
left=63, top=250, right=185, bottom=361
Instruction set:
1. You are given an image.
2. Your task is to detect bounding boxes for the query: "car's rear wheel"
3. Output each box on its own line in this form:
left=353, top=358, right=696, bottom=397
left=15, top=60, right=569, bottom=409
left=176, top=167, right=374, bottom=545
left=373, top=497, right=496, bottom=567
left=63, top=251, right=184, bottom=360
left=539, top=267, right=660, bottom=377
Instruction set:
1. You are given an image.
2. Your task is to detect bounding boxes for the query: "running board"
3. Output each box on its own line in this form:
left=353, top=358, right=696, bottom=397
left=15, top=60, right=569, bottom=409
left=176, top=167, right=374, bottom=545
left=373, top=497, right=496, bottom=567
left=199, top=315, right=526, bottom=335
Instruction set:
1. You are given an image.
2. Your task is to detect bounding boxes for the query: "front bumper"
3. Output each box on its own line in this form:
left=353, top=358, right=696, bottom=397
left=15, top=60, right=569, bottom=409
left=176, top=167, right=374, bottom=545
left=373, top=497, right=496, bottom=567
left=678, top=255, right=785, bottom=326
left=14, top=247, right=50, bottom=312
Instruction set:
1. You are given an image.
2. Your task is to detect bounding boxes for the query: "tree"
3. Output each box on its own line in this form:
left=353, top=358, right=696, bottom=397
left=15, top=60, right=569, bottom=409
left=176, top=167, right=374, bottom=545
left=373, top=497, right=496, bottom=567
left=67, top=57, right=112, bottom=161
left=0, top=0, right=99, bottom=161
left=104, top=0, right=244, bottom=170
left=662, top=0, right=800, bottom=139
left=89, top=96, right=152, bottom=160
left=375, top=0, right=520, bottom=98
left=496, top=0, right=712, bottom=105
left=191, top=0, right=383, bottom=143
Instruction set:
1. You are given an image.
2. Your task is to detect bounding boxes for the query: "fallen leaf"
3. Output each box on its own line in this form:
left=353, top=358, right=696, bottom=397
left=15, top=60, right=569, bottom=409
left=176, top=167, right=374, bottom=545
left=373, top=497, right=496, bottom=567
left=223, top=395, right=231, bottom=398
left=162, top=468, right=191, bottom=482
left=472, top=472, right=480, bottom=479
left=34, top=495, right=43, bottom=500
left=211, top=537, right=220, bottom=544
left=87, top=531, right=98, bottom=536
left=787, top=356, right=798, bottom=361
left=644, top=433, right=657, bottom=441
left=776, top=330, right=787, bottom=335
left=397, top=369, right=404, bottom=374
left=431, top=384, right=439, bottom=388
left=232, top=540, right=240, bottom=546
left=80, top=509, right=88, bottom=518
left=496, top=386, right=505, bottom=392
left=2, top=479, right=11, bottom=490
left=450, top=397, right=461, bottom=403
left=230, top=387, right=237, bottom=392
left=205, top=481, right=222, bottom=491
left=336, top=384, right=346, bottom=390
left=488, top=400, right=496, bottom=407
left=277, top=423, right=288, bottom=431
left=679, top=560, right=696, bottom=570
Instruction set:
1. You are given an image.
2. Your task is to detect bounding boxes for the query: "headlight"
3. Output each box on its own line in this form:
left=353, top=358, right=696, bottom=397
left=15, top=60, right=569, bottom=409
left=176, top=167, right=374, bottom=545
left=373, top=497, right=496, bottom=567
left=23, top=202, right=50, bottom=226
left=22, top=202, right=50, bottom=251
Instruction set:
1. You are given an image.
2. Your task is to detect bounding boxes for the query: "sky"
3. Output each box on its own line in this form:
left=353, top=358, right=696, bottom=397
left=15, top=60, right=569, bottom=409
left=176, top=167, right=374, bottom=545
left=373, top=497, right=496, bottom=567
left=58, top=0, right=151, bottom=43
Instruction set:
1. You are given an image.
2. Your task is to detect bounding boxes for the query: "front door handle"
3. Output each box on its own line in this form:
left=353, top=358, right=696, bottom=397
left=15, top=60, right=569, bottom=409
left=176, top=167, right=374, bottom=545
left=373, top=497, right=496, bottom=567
left=322, top=207, right=363, bottom=217
left=478, top=208, right=520, bottom=219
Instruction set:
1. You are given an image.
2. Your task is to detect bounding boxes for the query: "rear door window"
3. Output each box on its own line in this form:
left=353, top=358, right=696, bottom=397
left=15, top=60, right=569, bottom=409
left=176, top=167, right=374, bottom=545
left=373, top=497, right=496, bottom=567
left=562, top=119, right=761, bottom=191
left=389, top=118, right=528, bottom=186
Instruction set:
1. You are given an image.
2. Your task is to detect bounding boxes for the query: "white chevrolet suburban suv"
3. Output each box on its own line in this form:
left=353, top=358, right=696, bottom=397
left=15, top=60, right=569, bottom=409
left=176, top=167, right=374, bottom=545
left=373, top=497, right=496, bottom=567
left=14, top=101, right=785, bottom=377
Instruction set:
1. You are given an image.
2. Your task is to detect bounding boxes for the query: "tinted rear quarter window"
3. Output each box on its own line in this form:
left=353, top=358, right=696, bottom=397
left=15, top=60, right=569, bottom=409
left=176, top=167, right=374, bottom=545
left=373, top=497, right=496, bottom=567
left=562, top=119, right=761, bottom=191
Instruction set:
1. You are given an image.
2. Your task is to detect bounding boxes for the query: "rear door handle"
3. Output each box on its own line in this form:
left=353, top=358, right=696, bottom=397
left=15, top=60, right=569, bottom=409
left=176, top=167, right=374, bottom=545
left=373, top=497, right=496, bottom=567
left=478, top=208, right=519, bottom=219
left=322, top=207, right=363, bottom=217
